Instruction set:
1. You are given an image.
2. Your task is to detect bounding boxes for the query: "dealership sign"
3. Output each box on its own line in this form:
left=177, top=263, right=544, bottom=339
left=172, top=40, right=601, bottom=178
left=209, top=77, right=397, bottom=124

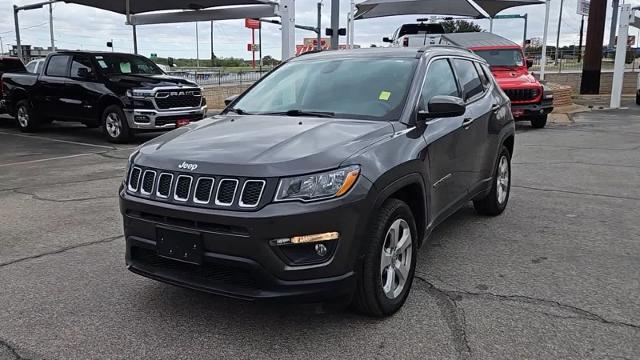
left=245, top=18, right=261, bottom=29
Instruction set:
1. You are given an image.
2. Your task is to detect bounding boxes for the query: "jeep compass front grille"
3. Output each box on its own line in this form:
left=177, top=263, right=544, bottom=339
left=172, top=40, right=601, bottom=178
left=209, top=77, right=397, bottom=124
left=174, top=175, right=192, bottom=201
left=239, top=180, right=265, bottom=207
left=215, top=179, right=238, bottom=206
left=126, top=166, right=267, bottom=210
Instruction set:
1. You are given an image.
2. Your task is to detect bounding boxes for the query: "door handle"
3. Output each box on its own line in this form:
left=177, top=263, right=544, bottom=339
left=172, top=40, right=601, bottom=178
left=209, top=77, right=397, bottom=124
left=491, top=103, right=501, bottom=112
left=462, top=117, right=475, bottom=128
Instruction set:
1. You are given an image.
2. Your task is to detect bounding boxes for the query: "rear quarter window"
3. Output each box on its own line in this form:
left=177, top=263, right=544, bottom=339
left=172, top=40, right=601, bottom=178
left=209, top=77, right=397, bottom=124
left=46, top=55, right=71, bottom=77
left=0, top=59, right=26, bottom=73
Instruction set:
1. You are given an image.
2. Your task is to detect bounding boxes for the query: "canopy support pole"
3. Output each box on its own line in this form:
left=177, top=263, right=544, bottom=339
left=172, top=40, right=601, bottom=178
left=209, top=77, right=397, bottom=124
left=610, top=4, right=630, bottom=109
left=489, top=17, right=493, bottom=32
left=49, top=3, right=55, bottom=50
left=330, top=0, right=339, bottom=49
left=132, top=25, right=138, bottom=54
left=280, top=0, right=295, bottom=60
left=13, top=5, right=22, bottom=60
left=540, top=0, right=551, bottom=81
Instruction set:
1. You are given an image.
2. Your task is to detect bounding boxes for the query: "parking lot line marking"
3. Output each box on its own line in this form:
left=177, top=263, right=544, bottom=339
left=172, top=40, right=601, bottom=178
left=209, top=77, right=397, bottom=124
left=0, top=131, right=116, bottom=150
left=0, top=152, right=97, bottom=168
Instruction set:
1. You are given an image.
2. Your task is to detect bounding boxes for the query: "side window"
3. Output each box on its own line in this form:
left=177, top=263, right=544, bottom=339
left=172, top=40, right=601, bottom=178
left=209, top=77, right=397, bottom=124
left=452, top=59, right=484, bottom=101
left=45, top=55, right=71, bottom=77
left=70, top=56, right=94, bottom=79
left=25, top=62, right=36, bottom=73
left=420, top=58, right=460, bottom=109
left=474, top=62, right=491, bottom=89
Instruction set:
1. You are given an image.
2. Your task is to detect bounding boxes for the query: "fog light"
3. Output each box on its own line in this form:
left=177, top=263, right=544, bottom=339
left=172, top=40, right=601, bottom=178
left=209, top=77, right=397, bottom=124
left=134, top=115, right=150, bottom=123
left=315, top=244, right=327, bottom=256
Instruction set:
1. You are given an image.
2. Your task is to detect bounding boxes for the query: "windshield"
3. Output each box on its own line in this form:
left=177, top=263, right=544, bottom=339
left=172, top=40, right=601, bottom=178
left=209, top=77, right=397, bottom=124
left=93, top=54, right=163, bottom=75
left=399, top=23, right=445, bottom=37
left=473, top=49, right=524, bottom=67
left=229, top=58, right=417, bottom=121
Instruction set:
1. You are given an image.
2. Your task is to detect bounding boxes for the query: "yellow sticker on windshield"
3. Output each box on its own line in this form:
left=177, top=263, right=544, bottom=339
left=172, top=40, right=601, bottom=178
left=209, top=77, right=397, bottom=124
left=379, top=91, right=391, bottom=101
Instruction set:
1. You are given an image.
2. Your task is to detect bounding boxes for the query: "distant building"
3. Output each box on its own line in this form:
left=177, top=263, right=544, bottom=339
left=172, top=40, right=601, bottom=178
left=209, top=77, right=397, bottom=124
left=9, top=45, right=65, bottom=62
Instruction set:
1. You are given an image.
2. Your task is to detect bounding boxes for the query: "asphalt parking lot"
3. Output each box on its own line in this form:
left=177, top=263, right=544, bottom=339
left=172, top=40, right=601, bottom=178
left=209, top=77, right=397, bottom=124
left=0, top=108, right=639, bottom=360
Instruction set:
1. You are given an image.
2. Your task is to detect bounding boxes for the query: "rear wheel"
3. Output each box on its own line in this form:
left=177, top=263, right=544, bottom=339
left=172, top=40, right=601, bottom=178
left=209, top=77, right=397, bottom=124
left=352, top=199, right=417, bottom=317
left=15, top=100, right=41, bottom=132
left=531, top=114, right=547, bottom=129
left=473, top=146, right=511, bottom=216
left=101, top=105, right=131, bottom=143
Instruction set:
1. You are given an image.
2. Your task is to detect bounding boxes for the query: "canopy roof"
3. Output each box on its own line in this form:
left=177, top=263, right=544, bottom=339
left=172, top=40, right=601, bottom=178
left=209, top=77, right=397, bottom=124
left=355, top=0, right=544, bottom=20
left=63, top=0, right=274, bottom=15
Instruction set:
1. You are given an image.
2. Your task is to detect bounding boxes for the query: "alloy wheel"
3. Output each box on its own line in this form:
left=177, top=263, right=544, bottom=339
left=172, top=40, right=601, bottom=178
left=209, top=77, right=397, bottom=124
left=380, top=218, right=412, bottom=299
left=496, top=155, right=510, bottom=204
left=17, top=106, right=29, bottom=128
left=105, top=112, right=122, bottom=138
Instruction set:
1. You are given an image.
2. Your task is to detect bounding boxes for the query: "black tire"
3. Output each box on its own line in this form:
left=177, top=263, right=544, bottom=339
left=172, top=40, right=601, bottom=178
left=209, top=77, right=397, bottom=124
left=531, top=114, right=547, bottom=129
left=473, top=146, right=511, bottom=216
left=636, top=92, right=640, bottom=105
left=15, top=99, right=41, bottom=132
left=101, top=105, right=131, bottom=143
left=352, top=198, right=417, bottom=317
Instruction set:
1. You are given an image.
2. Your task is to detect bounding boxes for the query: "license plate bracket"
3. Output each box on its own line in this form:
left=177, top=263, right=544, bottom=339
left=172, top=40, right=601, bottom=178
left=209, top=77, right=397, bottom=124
left=156, top=227, right=203, bottom=265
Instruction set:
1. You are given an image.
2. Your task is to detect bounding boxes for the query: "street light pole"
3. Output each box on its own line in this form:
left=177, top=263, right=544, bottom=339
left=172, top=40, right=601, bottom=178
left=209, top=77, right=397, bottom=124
left=195, top=22, right=200, bottom=68
left=554, top=0, right=564, bottom=64
left=540, top=0, right=551, bottom=81
left=330, top=0, right=339, bottom=49
left=49, top=3, right=55, bottom=50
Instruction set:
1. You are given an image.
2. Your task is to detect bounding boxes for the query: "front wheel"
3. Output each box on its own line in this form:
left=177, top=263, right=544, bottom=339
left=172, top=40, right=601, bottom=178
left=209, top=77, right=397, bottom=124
left=15, top=100, right=41, bottom=132
left=473, top=146, right=511, bottom=216
left=101, top=105, right=131, bottom=143
left=531, top=114, right=547, bottom=129
left=352, top=198, right=417, bottom=317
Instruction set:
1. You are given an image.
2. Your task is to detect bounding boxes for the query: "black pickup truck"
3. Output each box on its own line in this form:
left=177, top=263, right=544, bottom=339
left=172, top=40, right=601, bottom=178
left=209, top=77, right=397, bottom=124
left=1, top=51, right=207, bottom=142
left=0, top=56, right=26, bottom=114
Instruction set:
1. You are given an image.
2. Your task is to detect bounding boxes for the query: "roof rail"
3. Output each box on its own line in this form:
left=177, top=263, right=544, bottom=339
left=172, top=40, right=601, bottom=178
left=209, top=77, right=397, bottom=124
left=415, top=44, right=472, bottom=58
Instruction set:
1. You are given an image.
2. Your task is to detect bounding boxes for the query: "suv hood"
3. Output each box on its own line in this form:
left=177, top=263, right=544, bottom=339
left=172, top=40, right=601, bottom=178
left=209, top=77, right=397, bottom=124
left=107, top=74, right=198, bottom=89
left=135, top=115, right=394, bottom=177
left=490, top=67, right=539, bottom=88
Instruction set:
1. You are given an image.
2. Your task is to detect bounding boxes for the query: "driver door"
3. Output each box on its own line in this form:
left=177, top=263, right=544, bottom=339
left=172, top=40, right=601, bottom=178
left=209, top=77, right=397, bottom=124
left=420, top=58, right=469, bottom=222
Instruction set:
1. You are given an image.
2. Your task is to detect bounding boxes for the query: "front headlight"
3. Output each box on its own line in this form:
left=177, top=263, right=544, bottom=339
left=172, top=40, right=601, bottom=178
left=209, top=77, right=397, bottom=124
left=275, top=165, right=360, bottom=202
left=126, top=89, right=152, bottom=98
left=124, top=149, right=140, bottom=182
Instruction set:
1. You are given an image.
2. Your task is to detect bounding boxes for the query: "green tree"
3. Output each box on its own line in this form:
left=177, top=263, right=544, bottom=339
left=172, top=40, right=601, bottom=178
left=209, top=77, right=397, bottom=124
left=441, top=20, right=483, bottom=33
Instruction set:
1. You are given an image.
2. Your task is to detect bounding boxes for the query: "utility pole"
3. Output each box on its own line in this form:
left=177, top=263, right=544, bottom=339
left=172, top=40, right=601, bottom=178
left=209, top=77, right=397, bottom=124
left=522, top=14, right=528, bottom=48
left=195, top=22, right=200, bottom=68
left=211, top=20, right=216, bottom=67
left=259, top=24, right=262, bottom=71
left=609, top=0, right=620, bottom=49
left=0, top=36, right=4, bottom=55
left=554, top=0, right=564, bottom=64
left=580, top=0, right=608, bottom=94
left=317, top=2, right=322, bottom=50
left=578, top=15, right=584, bottom=62
left=349, top=0, right=355, bottom=48
left=49, top=3, right=55, bottom=50
left=540, top=0, right=551, bottom=81
left=330, top=0, right=339, bottom=49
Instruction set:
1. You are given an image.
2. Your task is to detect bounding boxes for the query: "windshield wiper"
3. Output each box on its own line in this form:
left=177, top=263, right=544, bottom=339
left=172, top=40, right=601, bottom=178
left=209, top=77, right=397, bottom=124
left=261, top=109, right=335, bottom=118
left=227, top=107, right=252, bottom=115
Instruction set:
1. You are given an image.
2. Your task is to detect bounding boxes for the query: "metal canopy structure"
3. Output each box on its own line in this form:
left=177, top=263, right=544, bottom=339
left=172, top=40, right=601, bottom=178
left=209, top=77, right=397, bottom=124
left=355, top=0, right=487, bottom=19
left=65, top=0, right=271, bottom=14
left=354, top=0, right=543, bottom=19
left=12, top=0, right=282, bottom=60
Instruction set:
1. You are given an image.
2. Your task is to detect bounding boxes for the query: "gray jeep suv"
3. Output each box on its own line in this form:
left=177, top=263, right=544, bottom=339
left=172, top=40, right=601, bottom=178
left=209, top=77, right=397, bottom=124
left=119, top=46, right=515, bottom=316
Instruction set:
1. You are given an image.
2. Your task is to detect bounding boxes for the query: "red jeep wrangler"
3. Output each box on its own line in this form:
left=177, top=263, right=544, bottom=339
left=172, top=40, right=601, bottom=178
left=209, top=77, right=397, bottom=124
left=441, top=32, right=553, bottom=128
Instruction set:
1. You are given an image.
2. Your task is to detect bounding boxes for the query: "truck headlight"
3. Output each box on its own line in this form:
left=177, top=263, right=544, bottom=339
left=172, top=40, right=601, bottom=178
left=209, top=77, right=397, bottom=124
left=275, top=165, right=360, bottom=202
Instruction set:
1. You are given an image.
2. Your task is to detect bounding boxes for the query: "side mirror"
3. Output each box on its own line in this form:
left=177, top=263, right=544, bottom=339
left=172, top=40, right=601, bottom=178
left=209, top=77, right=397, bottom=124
left=382, top=37, right=392, bottom=43
left=526, top=58, right=534, bottom=68
left=418, top=95, right=466, bottom=121
left=224, top=94, right=239, bottom=106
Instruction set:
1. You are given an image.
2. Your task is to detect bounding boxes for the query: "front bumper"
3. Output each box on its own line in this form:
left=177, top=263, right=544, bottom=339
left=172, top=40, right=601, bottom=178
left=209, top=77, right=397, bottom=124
left=124, top=105, right=208, bottom=130
left=511, top=98, right=554, bottom=119
left=119, top=178, right=375, bottom=302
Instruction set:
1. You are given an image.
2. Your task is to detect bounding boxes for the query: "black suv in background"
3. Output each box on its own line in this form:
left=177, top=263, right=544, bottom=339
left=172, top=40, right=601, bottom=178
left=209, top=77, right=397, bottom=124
left=120, top=46, right=515, bottom=316
left=1, top=51, right=207, bottom=142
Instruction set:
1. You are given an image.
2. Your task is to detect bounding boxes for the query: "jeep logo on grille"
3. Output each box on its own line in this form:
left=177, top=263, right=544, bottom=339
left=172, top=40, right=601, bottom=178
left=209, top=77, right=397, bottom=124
left=178, top=161, right=198, bottom=171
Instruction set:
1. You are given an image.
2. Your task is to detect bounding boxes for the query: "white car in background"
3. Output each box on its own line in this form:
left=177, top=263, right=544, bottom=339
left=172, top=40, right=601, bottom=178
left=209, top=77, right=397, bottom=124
left=25, top=58, right=45, bottom=74
left=383, top=20, right=446, bottom=48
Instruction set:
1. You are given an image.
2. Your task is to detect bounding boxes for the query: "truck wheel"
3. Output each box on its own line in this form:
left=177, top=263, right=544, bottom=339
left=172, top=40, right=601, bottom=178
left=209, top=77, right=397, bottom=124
left=352, top=198, right=417, bottom=317
left=635, top=92, right=640, bottom=105
left=473, top=146, right=511, bottom=216
left=531, top=114, right=547, bottom=129
left=15, top=100, right=41, bottom=132
left=101, top=105, right=131, bottom=143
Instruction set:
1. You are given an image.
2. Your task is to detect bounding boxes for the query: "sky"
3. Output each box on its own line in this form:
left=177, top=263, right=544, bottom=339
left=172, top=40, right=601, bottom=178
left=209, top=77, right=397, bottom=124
left=1, top=0, right=639, bottom=60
